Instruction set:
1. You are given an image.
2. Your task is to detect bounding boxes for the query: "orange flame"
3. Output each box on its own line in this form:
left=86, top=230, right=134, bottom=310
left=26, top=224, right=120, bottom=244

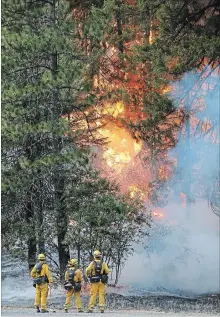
left=102, top=101, right=125, bottom=119
left=152, top=209, right=164, bottom=218
left=128, top=185, right=146, bottom=200
left=162, top=86, right=172, bottom=94
left=98, top=102, right=143, bottom=174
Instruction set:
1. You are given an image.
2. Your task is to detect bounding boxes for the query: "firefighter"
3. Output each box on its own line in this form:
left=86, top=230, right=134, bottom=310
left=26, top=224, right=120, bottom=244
left=64, top=258, right=83, bottom=313
left=30, top=253, right=53, bottom=313
left=86, top=250, right=110, bottom=313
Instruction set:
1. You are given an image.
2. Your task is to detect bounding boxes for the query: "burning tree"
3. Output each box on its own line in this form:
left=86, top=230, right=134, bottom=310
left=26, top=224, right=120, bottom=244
left=129, top=0, right=220, bottom=212
left=64, top=0, right=219, bottom=216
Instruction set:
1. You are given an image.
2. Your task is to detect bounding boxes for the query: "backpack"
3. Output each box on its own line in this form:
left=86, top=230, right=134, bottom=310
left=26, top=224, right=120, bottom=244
left=90, top=261, right=108, bottom=284
left=36, top=262, right=43, bottom=274
left=68, top=269, right=75, bottom=282
left=33, top=262, right=48, bottom=285
left=93, top=261, right=103, bottom=276
left=64, top=269, right=81, bottom=292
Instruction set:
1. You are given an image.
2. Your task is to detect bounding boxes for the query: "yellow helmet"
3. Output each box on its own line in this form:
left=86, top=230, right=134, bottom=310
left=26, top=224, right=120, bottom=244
left=38, top=254, right=46, bottom=261
left=93, top=250, right=102, bottom=259
left=68, top=258, right=78, bottom=267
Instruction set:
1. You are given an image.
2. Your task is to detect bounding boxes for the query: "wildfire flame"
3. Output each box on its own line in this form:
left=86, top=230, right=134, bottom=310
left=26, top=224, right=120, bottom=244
left=98, top=118, right=142, bottom=174
left=128, top=185, right=146, bottom=200
left=162, top=86, right=172, bottom=94
left=71, top=3, right=219, bottom=225
left=103, top=148, right=131, bottom=168
left=102, top=101, right=125, bottom=119
left=152, top=209, right=164, bottom=218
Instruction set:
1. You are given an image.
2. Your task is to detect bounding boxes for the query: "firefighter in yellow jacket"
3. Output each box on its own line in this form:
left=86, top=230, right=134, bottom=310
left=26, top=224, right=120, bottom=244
left=64, top=258, right=83, bottom=313
left=86, top=250, right=110, bottom=313
left=30, top=254, right=53, bottom=313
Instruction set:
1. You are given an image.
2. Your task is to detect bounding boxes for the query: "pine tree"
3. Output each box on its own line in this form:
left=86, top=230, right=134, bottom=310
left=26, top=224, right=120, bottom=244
left=1, top=0, right=152, bottom=278
left=1, top=0, right=92, bottom=270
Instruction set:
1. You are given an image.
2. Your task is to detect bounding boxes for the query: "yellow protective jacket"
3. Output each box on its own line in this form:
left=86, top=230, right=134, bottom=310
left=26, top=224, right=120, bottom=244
left=65, top=268, right=83, bottom=283
left=31, top=262, right=53, bottom=283
left=86, top=260, right=110, bottom=277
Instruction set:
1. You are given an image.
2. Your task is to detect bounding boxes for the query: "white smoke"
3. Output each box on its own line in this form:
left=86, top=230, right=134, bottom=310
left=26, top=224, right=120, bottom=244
left=120, top=201, right=219, bottom=294
left=120, top=67, right=220, bottom=295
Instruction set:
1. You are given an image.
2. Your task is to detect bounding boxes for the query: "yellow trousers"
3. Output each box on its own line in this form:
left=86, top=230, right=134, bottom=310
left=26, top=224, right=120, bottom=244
left=34, top=283, right=48, bottom=310
left=64, top=290, right=82, bottom=310
left=88, top=282, right=105, bottom=310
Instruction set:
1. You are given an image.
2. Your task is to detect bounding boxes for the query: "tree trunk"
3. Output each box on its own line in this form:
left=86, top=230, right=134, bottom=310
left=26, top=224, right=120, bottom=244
left=57, top=202, right=70, bottom=278
left=114, top=251, right=121, bottom=285
left=114, top=263, right=120, bottom=285
left=57, top=228, right=70, bottom=278
left=56, top=175, right=70, bottom=279
left=50, top=0, right=70, bottom=279
left=25, top=202, right=37, bottom=270
left=77, top=244, right=81, bottom=265
left=37, top=199, right=45, bottom=254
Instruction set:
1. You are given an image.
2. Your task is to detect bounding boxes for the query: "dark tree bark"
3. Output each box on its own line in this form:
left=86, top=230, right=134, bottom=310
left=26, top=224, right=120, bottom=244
left=50, top=0, right=70, bottom=279
left=37, top=199, right=45, bottom=254
left=25, top=202, right=37, bottom=270
left=56, top=176, right=70, bottom=279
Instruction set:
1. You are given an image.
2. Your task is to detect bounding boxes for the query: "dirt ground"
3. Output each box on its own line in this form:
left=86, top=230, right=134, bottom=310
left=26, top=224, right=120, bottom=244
left=1, top=308, right=218, bottom=317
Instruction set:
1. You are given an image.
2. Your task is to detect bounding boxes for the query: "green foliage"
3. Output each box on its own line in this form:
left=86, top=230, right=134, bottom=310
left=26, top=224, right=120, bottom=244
left=1, top=0, right=151, bottom=280
left=1, top=0, right=89, bottom=266
left=63, top=159, right=150, bottom=282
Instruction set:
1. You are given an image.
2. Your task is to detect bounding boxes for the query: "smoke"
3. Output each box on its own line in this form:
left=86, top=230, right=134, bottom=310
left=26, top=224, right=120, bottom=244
left=169, top=66, right=220, bottom=208
left=1, top=253, right=36, bottom=304
left=120, top=201, right=219, bottom=295
left=119, top=67, right=220, bottom=295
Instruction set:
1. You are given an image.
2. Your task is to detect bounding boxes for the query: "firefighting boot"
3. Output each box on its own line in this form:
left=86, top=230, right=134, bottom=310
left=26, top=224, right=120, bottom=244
left=64, top=309, right=68, bottom=313
left=41, top=309, right=49, bottom=313
left=36, top=307, right=40, bottom=313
